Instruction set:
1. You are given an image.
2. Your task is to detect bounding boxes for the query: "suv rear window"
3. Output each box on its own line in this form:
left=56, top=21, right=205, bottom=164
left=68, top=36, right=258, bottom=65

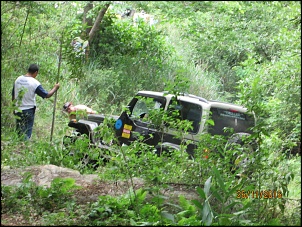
left=208, top=107, right=254, bottom=136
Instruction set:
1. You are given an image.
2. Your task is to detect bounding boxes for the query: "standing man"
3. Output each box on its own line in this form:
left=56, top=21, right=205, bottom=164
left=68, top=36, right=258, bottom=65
left=12, top=63, right=60, bottom=140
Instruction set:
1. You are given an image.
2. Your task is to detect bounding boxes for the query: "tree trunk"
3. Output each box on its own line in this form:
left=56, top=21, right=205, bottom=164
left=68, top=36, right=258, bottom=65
left=88, top=3, right=110, bottom=42
left=19, top=4, right=30, bottom=48
left=82, top=1, right=93, bottom=38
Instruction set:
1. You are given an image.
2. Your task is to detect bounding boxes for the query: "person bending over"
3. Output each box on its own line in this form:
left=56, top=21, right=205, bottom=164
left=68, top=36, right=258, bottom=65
left=63, top=101, right=96, bottom=120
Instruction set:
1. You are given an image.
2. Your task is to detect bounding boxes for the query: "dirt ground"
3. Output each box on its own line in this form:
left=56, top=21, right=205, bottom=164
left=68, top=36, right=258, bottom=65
left=1, top=165, right=199, bottom=226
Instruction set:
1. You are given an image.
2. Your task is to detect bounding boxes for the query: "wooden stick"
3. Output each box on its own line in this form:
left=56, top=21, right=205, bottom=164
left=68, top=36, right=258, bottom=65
left=50, top=31, right=63, bottom=142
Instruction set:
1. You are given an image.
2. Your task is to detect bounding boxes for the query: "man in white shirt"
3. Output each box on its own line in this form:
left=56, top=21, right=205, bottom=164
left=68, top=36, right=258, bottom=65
left=12, top=64, right=60, bottom=140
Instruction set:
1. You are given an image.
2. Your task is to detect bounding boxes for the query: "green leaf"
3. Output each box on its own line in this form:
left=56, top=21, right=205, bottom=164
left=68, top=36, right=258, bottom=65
left=196, top=186, right=206, bottom=199
left=161, top=211, right=175, bottom=223
left=206, top=119, right=215, bottom=126
left=191, top=199, right=203, bottom=210
left=130, top=219, right=137, bottom=225
left=225, top=201, right=239, bottom=210
left=211, top=189, right=224, bottom=203
left=213, top=166, right=226, bottom=193
left=202, top=201, right=213, bottom=226
left=204, top=176, right=212, bottom=198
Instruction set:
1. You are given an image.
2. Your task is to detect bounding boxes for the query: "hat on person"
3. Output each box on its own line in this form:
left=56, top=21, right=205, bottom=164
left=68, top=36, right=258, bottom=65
left=63, top=102, right=72, bottom=111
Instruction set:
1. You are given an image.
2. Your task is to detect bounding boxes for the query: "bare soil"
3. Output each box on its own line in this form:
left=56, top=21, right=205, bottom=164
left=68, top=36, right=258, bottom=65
left=1, top=164, right=199, bottom=226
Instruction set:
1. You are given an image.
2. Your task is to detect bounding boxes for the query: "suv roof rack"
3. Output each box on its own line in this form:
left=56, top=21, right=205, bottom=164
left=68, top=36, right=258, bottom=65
left=181, top=93, right=209, bottom=104
left=209, top=99, right=243, bottom=107
left=162, top=91, right=209, bottom=104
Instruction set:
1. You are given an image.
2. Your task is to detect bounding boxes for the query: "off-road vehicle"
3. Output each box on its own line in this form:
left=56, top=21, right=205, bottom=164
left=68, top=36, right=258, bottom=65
left=64, top=90, right=256, bottom=163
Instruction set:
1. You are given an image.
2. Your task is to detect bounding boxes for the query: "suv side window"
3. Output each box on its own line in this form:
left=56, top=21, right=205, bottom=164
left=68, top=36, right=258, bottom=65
left=208, top=107, right=254, bottom=136
left=168, top=100, right=202, bottom=134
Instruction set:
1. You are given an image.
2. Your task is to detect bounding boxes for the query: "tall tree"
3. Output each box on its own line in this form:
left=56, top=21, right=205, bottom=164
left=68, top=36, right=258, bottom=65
left=89, top=3, right=110, bottom=42
left=81, top=1, right=93, bottom=39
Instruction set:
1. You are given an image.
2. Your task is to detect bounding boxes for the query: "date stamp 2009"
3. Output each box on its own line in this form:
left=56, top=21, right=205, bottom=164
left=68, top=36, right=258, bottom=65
left=237, top=190, right=283, bottom=199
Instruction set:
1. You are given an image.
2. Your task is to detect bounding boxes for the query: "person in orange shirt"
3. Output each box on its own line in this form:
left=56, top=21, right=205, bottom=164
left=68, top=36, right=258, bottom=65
left=63, top=102, right=96, bottom=120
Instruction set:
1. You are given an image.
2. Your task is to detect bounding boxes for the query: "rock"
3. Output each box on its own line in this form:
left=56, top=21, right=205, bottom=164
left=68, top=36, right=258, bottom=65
left=1, top=164, right=99, bottom=188
left=1, top=164, right=198, bottom=203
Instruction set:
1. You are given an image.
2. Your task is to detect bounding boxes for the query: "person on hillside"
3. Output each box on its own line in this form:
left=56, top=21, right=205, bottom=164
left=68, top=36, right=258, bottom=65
left=63, top=102, right=97, bottom=120
left=12, top=63, right=60, bottom=140
left=71, top=37, right=89, bottom=57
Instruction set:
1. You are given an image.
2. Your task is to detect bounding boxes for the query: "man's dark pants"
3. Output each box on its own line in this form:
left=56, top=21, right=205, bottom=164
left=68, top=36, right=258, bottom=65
left=15, top=107, right=35, bottom=140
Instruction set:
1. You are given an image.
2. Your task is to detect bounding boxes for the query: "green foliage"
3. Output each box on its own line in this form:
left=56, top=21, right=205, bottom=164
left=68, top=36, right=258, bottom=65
left=1, top=1, right=301, bottom=226
left=1, top=116, right=300, bottom=226
left=232, top=2, right=301, bottom=150
left=88, top=187, right=161, bottom=226
left=236, top=51, right=301, bottom=148
left=75, top=15, right=175, bottom=110
left=1, top=174, right=78, bottom=216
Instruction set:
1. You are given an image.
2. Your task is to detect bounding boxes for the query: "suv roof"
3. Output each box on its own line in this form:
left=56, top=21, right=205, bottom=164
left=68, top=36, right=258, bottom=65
left=137, top=90, right=249, bottom=113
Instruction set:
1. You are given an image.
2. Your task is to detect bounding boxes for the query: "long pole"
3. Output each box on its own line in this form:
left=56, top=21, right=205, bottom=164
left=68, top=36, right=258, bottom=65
left=50, top=31, right=63, bottom=142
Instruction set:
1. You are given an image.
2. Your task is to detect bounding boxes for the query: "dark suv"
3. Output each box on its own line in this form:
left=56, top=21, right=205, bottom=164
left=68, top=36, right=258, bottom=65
left=65, top=90, right=256, bottom=159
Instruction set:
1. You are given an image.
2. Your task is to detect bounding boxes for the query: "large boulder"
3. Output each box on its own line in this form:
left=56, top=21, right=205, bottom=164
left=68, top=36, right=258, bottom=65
left=1, top=164, right=99, bottom=188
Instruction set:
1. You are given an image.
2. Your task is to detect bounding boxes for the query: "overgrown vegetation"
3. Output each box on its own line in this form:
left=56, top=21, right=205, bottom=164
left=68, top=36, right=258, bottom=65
left=1, top=1, right=300, bottom=226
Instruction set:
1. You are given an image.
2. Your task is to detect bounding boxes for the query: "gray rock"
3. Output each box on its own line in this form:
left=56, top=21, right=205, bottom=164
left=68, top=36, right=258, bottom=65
left=1, top=164, right=99, bottom=187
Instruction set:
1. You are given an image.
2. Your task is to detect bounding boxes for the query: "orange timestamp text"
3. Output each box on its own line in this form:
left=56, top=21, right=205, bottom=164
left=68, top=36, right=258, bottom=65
left=237, top=190, right=283, bottom=199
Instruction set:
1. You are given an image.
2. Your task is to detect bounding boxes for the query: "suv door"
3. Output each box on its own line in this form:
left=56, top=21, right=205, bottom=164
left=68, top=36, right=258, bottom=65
left=114, top=94, right=167, bottom=146
left=158, top=98, right=206, bottom=156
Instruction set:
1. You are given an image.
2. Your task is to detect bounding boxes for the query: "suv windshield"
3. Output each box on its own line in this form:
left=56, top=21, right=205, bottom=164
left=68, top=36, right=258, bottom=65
left=130, top=96, right=165, bottom=119
left=208, top=107, right=254, bottom=136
